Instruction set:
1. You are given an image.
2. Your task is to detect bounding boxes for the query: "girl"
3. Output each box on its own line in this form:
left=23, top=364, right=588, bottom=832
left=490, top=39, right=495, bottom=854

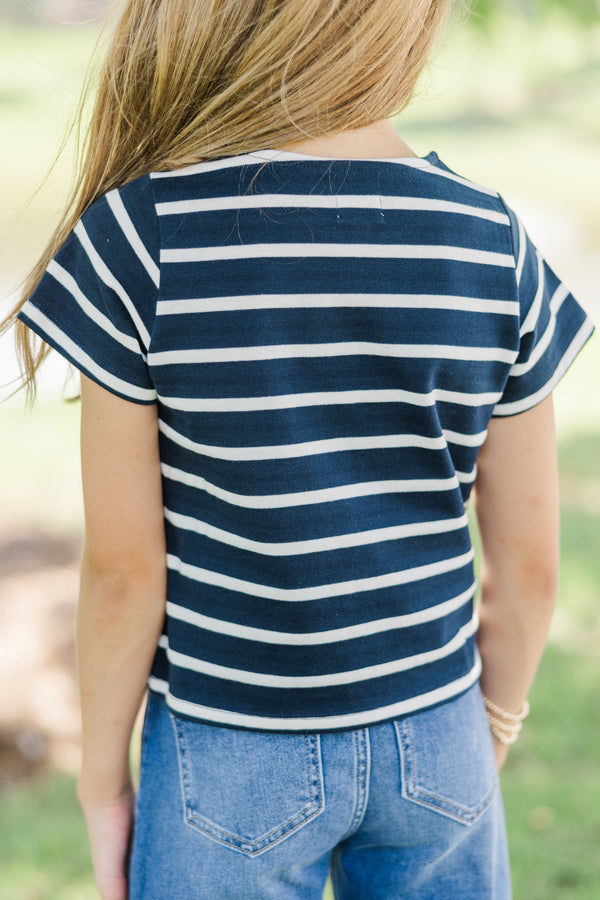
left=4, top=1, right=593, bottom=897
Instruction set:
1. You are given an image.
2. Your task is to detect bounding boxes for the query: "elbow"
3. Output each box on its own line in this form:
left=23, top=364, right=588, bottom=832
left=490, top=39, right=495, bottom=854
left=519, top=550, right=559, bottom=607
left=80, top=543, right=166, bottom=603
left=82, top=529, right=165, bottom=576
left=480, top=552, right=559, bottom=617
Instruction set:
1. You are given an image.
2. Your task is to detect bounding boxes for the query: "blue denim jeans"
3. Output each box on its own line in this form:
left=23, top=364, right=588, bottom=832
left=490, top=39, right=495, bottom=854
left=129, top=685, right=511, bottom=898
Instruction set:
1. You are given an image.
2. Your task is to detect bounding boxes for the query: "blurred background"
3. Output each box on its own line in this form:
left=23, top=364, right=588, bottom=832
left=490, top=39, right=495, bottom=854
left=0, top=1, right=598, bottom=897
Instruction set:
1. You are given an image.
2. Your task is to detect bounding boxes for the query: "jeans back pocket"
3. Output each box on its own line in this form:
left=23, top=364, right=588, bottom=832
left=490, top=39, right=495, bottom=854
left=395, top=685, right=498, bottom=825
left=172, top=713, right=324, bottom=856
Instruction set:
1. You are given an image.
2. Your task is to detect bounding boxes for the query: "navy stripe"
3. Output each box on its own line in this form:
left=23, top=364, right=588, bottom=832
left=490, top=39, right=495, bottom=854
left=159, top=640, right=478, bottom=721
left=166, top=601, right=474, bottom=676
left=155, top=355, right=512, bottom=402
left=161, top=256, right=516, bottom=299
left=150, top=305, right=520, bottom=351
left=163, top=572, right=478, bottom=643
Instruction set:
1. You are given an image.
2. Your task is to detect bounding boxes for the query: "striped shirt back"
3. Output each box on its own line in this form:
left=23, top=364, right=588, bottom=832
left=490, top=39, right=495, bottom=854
left=19, top=150, right=594, bottom=731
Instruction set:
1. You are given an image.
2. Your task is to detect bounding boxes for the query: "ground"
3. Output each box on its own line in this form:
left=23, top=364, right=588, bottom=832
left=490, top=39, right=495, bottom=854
left=0, top=528, right=82, bottom=789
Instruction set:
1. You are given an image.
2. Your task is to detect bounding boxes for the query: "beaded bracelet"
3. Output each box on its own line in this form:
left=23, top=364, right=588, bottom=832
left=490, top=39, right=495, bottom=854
left=483, top=695, right=530, bottom=746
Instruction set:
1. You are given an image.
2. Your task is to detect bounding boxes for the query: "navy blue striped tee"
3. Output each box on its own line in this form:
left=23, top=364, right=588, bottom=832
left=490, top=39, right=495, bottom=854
left=19, top=150, right=594, bottom=731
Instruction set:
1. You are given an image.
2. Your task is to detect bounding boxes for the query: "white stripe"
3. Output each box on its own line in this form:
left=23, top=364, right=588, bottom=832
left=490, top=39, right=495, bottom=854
left=509, top=283, right=570, bottom=378
left=456, top=467, right=477, bottom=485
left=160, top=612, right=478, bottom=689
left=150, top=151, right=434, bottom=177
left=156, top=293, right=519, bottom=317
left=150, top=153, right=269, bottom=178
left=494, top=318, right=595, bottom=416
left=73, top=221, right=152, bottom=349
left=157, top=387, right=502, bottom=413
left=46, top=260, right=140, bottom=353
left=149, top=150, right=497, bottom=198
left=442, top=427, right=487, bottom=448
left=246, top=149, right=434, bottom=169
left=166, top=547, right=475, bottom=602
left=161, top=242, right=514, bottom=267
left=106, top=189, right=161, bottom=288
left=149, top=341, right=518, bottom=366
left=515, top=215, right=527, bottom=286
left=164, top=507, right=469, bottom=556
left=165, top=582, right=476, bottom=645
left=160, top=465, right=458, bottom=508
left=19, top=305, right=157, bottom=402
left=519, top=250, right=545, bottom=337
left=156, top=194, right=509, bottom=224
left=158, top=419, right=446, bottom=461
left=148, top=657, right=482, bottom=730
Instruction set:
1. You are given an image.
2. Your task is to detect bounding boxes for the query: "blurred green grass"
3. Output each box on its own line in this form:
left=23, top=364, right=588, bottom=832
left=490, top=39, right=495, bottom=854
left=1, top=12, right=598, bottom=900
left=0, top=777, right=97, bottom=900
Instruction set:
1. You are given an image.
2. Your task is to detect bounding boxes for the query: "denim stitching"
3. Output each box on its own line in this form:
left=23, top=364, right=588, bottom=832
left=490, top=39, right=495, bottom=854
left=172, top=718, right=324, bottom=856
left=395, top=719, right=497, bottom=826
left=344, top=728, right=370, bottom=837
left=307, top=733, right=325, bottom=813
left=172, top=715, right=196, bottom=828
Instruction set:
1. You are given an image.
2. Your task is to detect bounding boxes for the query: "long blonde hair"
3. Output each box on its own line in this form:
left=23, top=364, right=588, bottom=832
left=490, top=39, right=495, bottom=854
left=4, top=0, right=451, bottom=400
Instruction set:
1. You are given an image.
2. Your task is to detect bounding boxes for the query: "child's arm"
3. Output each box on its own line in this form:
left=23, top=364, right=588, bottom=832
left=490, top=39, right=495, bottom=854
left=76, top=375, right=166, bottom=900
left=474, top=394, right=559, bottom=769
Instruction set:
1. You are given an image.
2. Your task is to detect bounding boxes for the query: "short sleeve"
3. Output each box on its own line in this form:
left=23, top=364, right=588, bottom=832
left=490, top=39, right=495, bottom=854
left=493, top=203, right=594, bottom=417
left=18, top=174, right=160, bottom=404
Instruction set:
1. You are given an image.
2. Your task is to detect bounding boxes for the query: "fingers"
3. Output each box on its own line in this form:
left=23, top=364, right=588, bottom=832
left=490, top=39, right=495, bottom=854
left=82, top=793, right=135, bottom=900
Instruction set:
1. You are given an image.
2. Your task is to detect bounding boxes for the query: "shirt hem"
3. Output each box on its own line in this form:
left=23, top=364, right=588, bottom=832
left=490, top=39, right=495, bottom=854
left=147, top=658, right=482, bottom=734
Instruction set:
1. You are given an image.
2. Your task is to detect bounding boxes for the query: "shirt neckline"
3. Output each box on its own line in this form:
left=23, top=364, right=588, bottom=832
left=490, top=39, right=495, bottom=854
left=248, top=149, right=438, bottom=168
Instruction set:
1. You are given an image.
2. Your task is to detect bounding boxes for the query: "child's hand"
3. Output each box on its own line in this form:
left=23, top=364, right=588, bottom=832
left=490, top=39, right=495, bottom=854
left=80, top=791, right=135, bottom=900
